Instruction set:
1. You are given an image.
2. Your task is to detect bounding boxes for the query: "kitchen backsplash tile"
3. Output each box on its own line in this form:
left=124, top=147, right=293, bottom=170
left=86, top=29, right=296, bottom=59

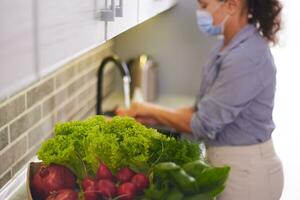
left=67, top=72, right=88, bottom=97
left=11, top=142, right=43, bottom=176
left=55, top=64, right=77, bottom=89
left=0, top=170, right=11, bottom=189
left=0, top=136, right=27, bottom=176
left=0, top=127, right=9, bottom=151
left=9, top=105, right=42, bottom=142
left=70, top=97, right=97, bottom=121
left=77, top=46, right=111, bottom=74
left=0, top=94, right=26, bottom=128
left=0, top=41, right=115, bottom=189
left=77, top=54, right=96, bottom=73
left=42, top=89, right=68, bottom=117
left=56, top=94, right=80, bottom=122
left=27, top=115, right=55, bottom=147
left=26, top=78, right=55, bottom=108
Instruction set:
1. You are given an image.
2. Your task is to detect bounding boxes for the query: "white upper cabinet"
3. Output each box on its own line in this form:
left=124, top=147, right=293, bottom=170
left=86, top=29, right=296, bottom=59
left=37, top=0, right=106, bottom=76
left=106, top=0, right=138, bottom=40
left=0, top=0, right=177, bottom=99
left=0, top=0, right=37, bottom=98
left=138, top=0, right=177, bottom=23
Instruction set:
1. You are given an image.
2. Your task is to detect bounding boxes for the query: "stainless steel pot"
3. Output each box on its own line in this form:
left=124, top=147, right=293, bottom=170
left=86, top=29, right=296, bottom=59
left=127, top=54, right=158, bottom=102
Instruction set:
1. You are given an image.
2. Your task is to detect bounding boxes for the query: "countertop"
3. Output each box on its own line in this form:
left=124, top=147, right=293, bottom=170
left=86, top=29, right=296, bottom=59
left=102, top=91, right=195, bottom=111
left=3, top=93, right=195, bottom=200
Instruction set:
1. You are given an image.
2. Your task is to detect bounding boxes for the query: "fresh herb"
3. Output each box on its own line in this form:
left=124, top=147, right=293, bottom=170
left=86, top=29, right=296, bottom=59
left=37, top=116, right=201, bottom=179
left=37, top=135, right=88, bottom=179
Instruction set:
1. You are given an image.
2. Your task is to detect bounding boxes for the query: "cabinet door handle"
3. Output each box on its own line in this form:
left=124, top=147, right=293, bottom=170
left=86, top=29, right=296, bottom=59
left=100, top=0, right=115, bottom=21
left=115, top=0, right=123, bottom=17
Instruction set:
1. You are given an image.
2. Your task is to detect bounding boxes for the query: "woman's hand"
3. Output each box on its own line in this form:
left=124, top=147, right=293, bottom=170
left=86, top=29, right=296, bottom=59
left=116, top=102, right=148, bottom=117
left=116, top=102, right=160, bottom=126
left=116, top=102, right=194, bottom=133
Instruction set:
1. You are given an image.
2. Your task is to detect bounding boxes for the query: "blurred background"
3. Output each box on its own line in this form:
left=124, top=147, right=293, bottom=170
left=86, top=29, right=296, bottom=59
left=0, top=0, right=299, bottom=199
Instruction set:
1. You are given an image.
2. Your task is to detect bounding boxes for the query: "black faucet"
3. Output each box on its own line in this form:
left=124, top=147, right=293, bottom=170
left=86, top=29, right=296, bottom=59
left=97, top=55, right=131, bottom=115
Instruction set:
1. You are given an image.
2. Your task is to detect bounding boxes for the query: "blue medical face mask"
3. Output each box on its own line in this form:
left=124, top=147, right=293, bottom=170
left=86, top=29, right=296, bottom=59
left=196, top=3, right=229, bottom=36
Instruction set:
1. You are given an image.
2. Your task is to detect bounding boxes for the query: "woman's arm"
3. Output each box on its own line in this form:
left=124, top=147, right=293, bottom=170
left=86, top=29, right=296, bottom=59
left=116, top=102, right=194, bottom=133
left=146, top=104, right=194, bottom=133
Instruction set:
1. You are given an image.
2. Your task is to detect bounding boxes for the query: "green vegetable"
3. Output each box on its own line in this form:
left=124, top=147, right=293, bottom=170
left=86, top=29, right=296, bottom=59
left=184, top=194, right=212, bottom=200
left=148, top=161, right=230, bottom=199
left=183, top=160, right=230, bottom=197
left=152, top=162, right=181, bottom=189
left=37, top=116, right=107, bottom=179
left=145, top=184, right=169, bottom=200
left=37, top=116, right=201, bottom=178
left=166, top=188, right=184, bottom=200
left=84, top=129, right=123, bottom=175
left=207, top=184, right=226, bottom=198
left=169, top=169, right=197, bottom=194
left=153, top=162, right=181, bottom=173
left=182, top=159, right=210, bottom=177
left=37, top=135, right=87, bottom=179
left=195, top=166, right=231, bottom=195
left=149, top=138, right=200, bottom=166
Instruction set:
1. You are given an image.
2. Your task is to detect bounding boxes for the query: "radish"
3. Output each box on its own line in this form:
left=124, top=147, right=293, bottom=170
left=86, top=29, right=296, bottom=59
left=32, top=164, right=76, bottom=199
left=116, top=167, right=135, bottom=183
left=96, top=162, right=113, bottom=180
left=81, top=177, right=97, bottom=190
left=118, top=182, right=136, bottom=200
left=46, top=189, right=78, bottom=200
left=61, top=166, right=77, bottom=188
left=97, top=179, right=117, bottom=199
left=32, top=167, right=46, bottom=199
left=131, top=174, right=149, bottom=192
left=84, top=185, right=98, bottom=200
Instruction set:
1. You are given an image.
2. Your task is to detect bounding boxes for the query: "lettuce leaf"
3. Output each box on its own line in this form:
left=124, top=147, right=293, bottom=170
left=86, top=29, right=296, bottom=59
left=37, top=116, right=201, bottom=179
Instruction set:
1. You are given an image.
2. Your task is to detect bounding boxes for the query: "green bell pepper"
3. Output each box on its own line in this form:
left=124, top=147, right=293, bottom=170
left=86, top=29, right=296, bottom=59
left=182, top=159, right=210, bottom=177
left=169, top=169, right=198, bottom=194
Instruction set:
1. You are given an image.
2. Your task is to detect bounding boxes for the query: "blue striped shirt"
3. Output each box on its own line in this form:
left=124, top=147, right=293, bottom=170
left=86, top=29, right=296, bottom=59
left=191, top=24, right=277, bottom=146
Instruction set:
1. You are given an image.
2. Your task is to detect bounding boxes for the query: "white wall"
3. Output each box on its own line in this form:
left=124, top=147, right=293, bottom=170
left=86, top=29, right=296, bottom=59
left=113, top=0, right=217, bottom=97
left=271, top=0, right=300, bottom=199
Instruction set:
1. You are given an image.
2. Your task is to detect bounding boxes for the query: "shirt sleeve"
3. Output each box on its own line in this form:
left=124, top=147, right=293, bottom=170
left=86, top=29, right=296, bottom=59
left=191, top=53, right=264, bottom=140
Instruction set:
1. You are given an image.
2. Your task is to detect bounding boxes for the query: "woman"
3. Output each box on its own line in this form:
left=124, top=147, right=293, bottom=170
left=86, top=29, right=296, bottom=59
left=117, top=0, right=284, bottom=199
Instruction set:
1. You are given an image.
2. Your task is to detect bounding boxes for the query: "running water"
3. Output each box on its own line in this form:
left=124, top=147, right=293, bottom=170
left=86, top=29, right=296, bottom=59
left=123, top=76, right=131, bottom=108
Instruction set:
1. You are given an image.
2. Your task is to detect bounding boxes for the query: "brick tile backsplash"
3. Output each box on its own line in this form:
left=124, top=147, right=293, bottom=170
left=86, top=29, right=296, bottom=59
left=67, top=73, right=87, bottom=96
left=42, top=88, right=68, bottom=117
left=0, top=136, right=27, bottom=176
left=27, top=78, right=55, bottom=108
left=57, top=96, right=79, bottom=122
left=12, top=141, right=44, bottom=176
left=0, top=94, right=26, bottom=128
left=28, top=114, right=55, bottom=147
left=0, top=170, right=11, bottom=189
left=9, top=106, right=42, bottom=142
left=0, top=41, right=115, bottom=189
left=55, top=64, right=77, bottom=89
left=0, top=127, right=9, bottom=151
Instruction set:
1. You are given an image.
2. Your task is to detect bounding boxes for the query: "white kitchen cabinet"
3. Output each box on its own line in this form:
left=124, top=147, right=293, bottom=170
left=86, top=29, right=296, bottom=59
left=37, top=0, right=106, bottom=76
left=106, top=0, right=139, bottom=40
left=0, top=0, right=177, bottom=99
left=138, top=0, right=177, bottom=23
left=0, top=0, right=37, bottom=99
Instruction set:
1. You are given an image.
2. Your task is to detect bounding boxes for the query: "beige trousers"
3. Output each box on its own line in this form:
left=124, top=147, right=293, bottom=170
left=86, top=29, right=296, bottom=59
left=207, top=139, right=284, bottom=200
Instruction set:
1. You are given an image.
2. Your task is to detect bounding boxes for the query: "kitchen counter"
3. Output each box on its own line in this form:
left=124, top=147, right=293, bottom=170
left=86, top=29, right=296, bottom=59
left=7, top=182, right=26, bottom=200
left=2, top=93, right=196, bottom=200
left=102, top=91, right=195, bottom=111
left=0, top=156, right=41, bottom=200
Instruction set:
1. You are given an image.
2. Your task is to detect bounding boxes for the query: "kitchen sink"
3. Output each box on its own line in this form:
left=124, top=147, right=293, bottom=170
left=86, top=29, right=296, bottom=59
left=103, top=109, right=181, bottom=139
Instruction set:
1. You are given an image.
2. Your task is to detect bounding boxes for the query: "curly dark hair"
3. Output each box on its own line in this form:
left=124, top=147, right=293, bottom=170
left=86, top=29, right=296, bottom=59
left=246, top=0, right=283, bottom=44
